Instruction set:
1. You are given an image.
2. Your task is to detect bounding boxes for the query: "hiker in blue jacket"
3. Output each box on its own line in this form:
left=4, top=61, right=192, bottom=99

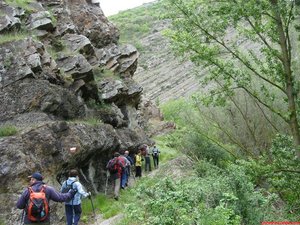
left=61, top=169, right=90, bottom=225
left=124, top=150, right=134, bottom=185
left=16, top=172, right=76, bottom=225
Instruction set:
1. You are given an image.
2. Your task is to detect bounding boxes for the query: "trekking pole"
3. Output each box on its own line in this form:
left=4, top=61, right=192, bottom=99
left=131, top=166, right=136, bottom=181
left=88, top=193, right=96, bottom=218
left=104, top=170, right=109, bottom=195
left=20, top=209, right=25, bottom=225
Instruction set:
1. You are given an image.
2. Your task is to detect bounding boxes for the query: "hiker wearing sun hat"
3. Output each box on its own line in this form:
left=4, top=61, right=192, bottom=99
left=16, top=172, right=76, bottom=224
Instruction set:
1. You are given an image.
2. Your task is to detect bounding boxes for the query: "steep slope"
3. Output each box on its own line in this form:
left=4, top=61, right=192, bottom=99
left=109, top=1, right=201, bottom=104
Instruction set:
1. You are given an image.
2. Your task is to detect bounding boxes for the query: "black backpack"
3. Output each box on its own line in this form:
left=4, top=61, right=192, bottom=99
left=61, top=181, right=76, bottom=194
left=153, top=148, right=159, bottom=157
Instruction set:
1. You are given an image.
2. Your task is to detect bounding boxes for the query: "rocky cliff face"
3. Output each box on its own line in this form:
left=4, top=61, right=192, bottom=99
left=0, top=0, right=155, bottom=224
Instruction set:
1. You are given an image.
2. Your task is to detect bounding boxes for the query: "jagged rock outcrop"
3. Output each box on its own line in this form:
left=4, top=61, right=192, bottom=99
left=0, top=0, right=154, bottom=224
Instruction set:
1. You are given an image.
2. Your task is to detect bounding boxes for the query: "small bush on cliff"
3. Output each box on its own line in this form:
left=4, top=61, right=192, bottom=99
left=4, top=0, right=34, bottom=12
left=0, top=33, right=29, bottom=44
left=0, top=125, right=17, bottom=137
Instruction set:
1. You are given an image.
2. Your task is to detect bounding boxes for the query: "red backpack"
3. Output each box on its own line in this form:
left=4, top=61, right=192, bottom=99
left=107, top=157, right=125, bottom=174
left=27, top=185, right=49, bottom=222
left=107, top=158, right=120, bottom=174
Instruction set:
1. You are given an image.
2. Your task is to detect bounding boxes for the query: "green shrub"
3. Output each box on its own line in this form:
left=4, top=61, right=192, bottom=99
left=122, top=156, right=298, bottom=225
left=0, top=125, right=17, bottom=137
left=152, top=135, right=180, bottom=163
left=4, top=0, right=34, bottom=12
left=240, top=134, right=300, bottom=213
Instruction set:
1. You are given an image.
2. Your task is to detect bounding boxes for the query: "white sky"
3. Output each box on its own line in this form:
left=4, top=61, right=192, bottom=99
left=99, top=0, right=156, bottom=16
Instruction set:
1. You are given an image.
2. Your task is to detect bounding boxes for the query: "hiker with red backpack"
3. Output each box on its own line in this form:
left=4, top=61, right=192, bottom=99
left=16, top=172, right=76, bottom=225
left=60, top=169, right=91, bottom=225
left=106, top=152, right=125, bottom=200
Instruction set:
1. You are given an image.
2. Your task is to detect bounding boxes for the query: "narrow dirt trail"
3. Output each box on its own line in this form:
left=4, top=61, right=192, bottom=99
left=87, top=213, right=123, bottom=225
left=88, top=156, right=192, bottom=225
left=87, top=175, right=136, bottom=225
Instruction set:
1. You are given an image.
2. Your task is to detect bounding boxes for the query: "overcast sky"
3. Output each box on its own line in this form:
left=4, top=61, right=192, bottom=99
left=99, top=0, right=156, bottom=16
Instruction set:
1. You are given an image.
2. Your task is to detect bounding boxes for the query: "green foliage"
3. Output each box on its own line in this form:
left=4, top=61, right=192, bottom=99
left=0, top=33, right=29, bottom=44
left=164, top=0, right=300, bottom=146
left=4, top=0, right=34, bottom=12
left=152, top=135, right=181, bottom=163
left=81, top=194, right=122, bottom=220
left=50, top=38, right=65, bottom=52
left=161, top=98, right=234, bottom=164
left=0, top=218, right=5, bottom=225
left=122, top=160, right=291, bottom=225
left=134, top=40, right=145, bottom=53
left=240, top=134, right=300, bottom=211
left=78, top=134, right=298, bottom=224
left=86, top=99, right=113, bottom=113
left=93, top=67, right=119, bottom=81
left=0, top=125, right=17, bottom=137
left=109, top=1, right=165, bottom=46
left=3, top=55, right=14, bottom=69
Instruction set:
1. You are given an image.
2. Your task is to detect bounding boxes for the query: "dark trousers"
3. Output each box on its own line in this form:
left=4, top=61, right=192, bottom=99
left=135, top=166, right=142, bottom=177
left=145, top=156, right=151, bottom=171
left=65, top=204, right=82, bottom=225
left=153, top=156, right=159, bottom=168
left=121, top=169, right=128, bottom=188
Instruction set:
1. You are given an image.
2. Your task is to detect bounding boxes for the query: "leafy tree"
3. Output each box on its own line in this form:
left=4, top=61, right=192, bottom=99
left=164, top=0, right=300, bottom=154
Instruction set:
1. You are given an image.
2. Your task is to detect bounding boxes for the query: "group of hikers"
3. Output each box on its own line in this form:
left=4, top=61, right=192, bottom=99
left=16, top=144, right=160, bottom=225
left=106, top=144, right=160, bottom=200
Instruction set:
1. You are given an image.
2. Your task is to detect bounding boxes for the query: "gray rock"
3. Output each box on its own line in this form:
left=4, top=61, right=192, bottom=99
left=0, top=79, right=86, bottom=121
left=95, top=44, right=139, bottom=77
left=62, top=34, right=95, bottom=56
left=0, top=4, right=23, bottom=33
left=0, top=1, right=156, bottom=224
left=98, top=78, right=142, bottom=104
left=65, top=1, right=119, bottom=48
left=0, top=14, right=21, bottom=33
left=56, top=54, right=93, bottom=81
left=27, top=11, right=54, bottom=31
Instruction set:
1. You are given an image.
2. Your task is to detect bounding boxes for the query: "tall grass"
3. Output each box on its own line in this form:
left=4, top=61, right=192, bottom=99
left=81, top=193, right=126, bottom=224
left=0, top=125, right=17, bottom=137
left=0, top=33, right=29, bottom=45
left=4, top=0, right=35, bottom=12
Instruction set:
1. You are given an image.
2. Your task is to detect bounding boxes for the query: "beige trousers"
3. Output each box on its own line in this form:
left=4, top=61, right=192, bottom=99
left=114, top=177, right=121, bottom=198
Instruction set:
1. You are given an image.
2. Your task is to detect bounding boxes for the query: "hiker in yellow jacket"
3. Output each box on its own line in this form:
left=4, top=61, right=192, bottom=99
left=135, top=150, right=142, bottom=178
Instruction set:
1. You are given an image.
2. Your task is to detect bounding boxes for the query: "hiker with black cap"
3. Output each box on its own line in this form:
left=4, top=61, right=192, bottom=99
left=16, top=172, right=76, bottom=225
left=61, top=169, right=90, bottom=225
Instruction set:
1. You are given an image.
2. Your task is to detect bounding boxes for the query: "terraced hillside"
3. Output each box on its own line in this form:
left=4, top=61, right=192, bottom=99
left=109, top=1, right=201, bottom=103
